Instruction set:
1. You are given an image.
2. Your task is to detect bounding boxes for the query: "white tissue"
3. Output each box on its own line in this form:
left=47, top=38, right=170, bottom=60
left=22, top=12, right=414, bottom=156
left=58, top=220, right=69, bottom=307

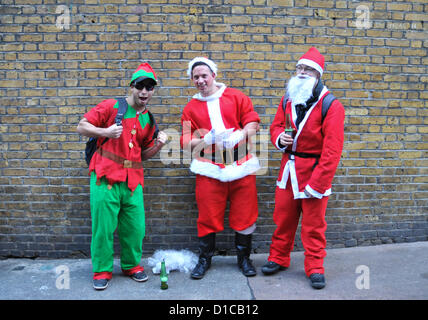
left=148, top=249, right=198, bottom=274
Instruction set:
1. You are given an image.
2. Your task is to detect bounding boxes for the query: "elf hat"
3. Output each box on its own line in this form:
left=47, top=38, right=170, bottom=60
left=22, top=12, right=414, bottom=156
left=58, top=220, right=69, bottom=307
left=296, top=47, right=325, bottom=76
left=130, top=62, right=157, bottom=86
left=187, top=57, right=218, bottom=77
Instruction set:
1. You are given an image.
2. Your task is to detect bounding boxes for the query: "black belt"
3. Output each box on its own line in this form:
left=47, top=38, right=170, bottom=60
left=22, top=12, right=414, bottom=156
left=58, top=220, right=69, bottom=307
left=200, top=147, right=249, bottom=165
left=285, top=150, right=320, bottom=159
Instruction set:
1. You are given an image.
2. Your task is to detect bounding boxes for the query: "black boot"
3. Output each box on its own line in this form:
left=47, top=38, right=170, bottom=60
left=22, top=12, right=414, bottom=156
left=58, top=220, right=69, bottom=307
left=261, top=261, right=286, bottom=275
left=309, top=273, right=326, bottom=289
left=191, top=233, right=216, bottom=280
left=235, top=232, right=257, bottom=277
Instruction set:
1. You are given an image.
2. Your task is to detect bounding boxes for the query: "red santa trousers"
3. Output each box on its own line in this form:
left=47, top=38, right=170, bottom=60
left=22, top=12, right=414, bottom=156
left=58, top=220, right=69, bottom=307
left=195, top=174, right=258, bottom=237
left=268, top=180, right=329, bottom=276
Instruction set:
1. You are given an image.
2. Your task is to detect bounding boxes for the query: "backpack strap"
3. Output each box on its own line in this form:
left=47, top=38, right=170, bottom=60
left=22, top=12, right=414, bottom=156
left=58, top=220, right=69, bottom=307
left=99, top=97, right=128, bottom=146
left=147, top=110, right=159, bottom=140
left=321, top=92, right=336, bottom=123
left=115, top=97, right=128, bottom=125
left=281, top=92, right=289, bottom=112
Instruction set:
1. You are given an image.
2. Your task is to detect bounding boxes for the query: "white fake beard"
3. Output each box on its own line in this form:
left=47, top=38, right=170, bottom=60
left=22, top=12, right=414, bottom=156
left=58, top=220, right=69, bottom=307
left=286, top=75, right=317, bottom=107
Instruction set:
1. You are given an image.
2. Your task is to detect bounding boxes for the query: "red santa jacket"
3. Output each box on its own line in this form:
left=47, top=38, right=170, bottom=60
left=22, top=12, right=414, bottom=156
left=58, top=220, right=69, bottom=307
left=84, top=99, right=156, bottom=191
left=181, top=83, right=261, bottom=182
left=270, top=87, right=345, bottom=199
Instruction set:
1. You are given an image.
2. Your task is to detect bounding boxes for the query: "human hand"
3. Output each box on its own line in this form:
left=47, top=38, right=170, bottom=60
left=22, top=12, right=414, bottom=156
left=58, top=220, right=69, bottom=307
left=279, top=132, right=293, bottom=147
left=156, top=131, right=168, bottom=145
left=105, top=124, right=123, bottom=139
left=304, top=189, right=314, bottom=198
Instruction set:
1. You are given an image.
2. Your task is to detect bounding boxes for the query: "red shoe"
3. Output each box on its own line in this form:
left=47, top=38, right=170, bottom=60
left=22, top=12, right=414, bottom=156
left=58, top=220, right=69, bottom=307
left=122, top=265, right=148, bottom=282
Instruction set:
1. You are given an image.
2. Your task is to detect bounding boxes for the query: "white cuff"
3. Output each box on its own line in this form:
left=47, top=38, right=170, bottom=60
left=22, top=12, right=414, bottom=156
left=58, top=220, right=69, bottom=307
left=275, top=133, right=287, bottom=151
left=305, top=185, right=323, bottom=199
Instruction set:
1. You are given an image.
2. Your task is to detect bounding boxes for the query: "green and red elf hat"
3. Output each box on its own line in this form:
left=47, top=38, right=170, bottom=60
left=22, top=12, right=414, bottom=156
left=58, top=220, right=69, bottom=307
left=130, top=62, right=158, bottom=86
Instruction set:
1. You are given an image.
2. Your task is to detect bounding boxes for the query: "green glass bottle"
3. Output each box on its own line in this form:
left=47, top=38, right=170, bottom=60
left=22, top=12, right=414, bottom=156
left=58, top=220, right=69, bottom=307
left=284, top=113, right=294, bottom=138
left=160, top=259, right=168, bottom=290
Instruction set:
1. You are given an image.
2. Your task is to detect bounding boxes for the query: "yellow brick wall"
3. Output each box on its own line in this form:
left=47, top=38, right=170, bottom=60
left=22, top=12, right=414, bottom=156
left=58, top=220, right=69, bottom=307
left=0, top=0, right=426, bottom=257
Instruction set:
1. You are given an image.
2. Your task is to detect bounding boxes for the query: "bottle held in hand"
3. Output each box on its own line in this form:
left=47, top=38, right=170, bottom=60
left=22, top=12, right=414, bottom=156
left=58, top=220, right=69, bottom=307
left=284, top=113, right=295, bottom=138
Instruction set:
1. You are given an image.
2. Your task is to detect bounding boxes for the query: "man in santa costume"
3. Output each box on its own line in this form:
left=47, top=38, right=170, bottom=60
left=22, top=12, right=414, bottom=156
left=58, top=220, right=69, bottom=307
left=262, top=47, right=345, bottom=289
left=77, top=63, right=168, bottom=290
left=181, top=57, right=261, bottom=279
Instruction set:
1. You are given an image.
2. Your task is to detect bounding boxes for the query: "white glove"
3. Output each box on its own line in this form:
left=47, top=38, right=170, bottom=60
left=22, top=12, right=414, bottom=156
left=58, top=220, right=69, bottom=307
left=223, top=130, right=244, bottom=149
left=203, top=129, right=216, bottom=145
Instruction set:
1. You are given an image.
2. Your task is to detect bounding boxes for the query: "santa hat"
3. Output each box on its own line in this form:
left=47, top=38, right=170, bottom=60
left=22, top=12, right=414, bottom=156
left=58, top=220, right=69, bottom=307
left=187, top=57, right=218, bottom=77
left=296, top=47, right=325, bottom=76
left=130, top=62, right=157, bottom=85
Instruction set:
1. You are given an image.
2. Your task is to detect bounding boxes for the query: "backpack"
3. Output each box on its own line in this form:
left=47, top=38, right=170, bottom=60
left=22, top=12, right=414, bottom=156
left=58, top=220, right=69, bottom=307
left=84, top=97, right=128, bottom=166
left=282, top=92, right=336, bottom=124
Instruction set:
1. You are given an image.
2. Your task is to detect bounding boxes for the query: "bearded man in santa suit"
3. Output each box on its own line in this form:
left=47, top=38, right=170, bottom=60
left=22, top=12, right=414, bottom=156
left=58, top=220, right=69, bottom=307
left=181, top=57, right=261, bottom=279
left=262, top=47, right=345, bottom=289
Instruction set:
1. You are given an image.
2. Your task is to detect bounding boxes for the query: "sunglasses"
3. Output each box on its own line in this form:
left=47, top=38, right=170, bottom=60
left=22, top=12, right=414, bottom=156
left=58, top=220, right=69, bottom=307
left=134, top=82, right=155, bottom=91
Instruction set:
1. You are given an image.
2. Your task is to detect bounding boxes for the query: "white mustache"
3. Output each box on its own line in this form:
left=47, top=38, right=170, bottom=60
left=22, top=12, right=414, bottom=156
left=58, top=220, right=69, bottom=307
left=287, top=75, right=317, bottom=106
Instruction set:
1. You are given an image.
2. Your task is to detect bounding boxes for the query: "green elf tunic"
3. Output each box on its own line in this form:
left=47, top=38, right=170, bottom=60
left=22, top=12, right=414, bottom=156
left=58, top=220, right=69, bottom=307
left=84, top=99, right=156, bottom=279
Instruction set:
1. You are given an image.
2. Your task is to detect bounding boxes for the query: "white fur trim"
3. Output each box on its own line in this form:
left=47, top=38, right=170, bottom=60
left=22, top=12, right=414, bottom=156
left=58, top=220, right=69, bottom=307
left=289, top=158, right=301, bottom=197
left=189, top=156, right=260, bottom=182
left=192, top=82, right=226, bottom=101
left=305, top=185, right=331, bottom=199
left=206, top=95, right=227, bottom=132
left=235, top=223, right=256, bottom=235
left=297, top=58, right=323, bottom=76
left=277, top=160, right=290, bottom=189
left=187, top=57, right=218, bottom=77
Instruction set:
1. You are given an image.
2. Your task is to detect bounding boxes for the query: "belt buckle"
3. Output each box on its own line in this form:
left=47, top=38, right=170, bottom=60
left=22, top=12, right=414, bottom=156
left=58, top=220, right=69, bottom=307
left=123, top=160, right=132, bottom=168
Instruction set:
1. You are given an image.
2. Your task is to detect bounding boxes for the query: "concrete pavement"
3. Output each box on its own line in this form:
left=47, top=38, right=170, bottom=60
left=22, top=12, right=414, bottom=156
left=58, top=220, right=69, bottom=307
left=1, top=241, right=427, bottom=300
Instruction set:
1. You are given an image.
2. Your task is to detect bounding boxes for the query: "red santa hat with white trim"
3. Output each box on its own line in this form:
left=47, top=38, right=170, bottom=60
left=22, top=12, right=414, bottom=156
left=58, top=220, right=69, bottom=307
left=296, top=47, right=325, bottom=76
left=187, top=57, right=218, bottom=77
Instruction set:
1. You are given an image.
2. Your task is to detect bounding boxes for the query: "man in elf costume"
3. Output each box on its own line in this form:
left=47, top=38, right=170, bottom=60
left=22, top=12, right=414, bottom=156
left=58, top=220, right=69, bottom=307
left=77, top=63, right=168, bottom=290
left=262, top=47, right=345, bottom=289
left=181, top=57, right=261, bottom=279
